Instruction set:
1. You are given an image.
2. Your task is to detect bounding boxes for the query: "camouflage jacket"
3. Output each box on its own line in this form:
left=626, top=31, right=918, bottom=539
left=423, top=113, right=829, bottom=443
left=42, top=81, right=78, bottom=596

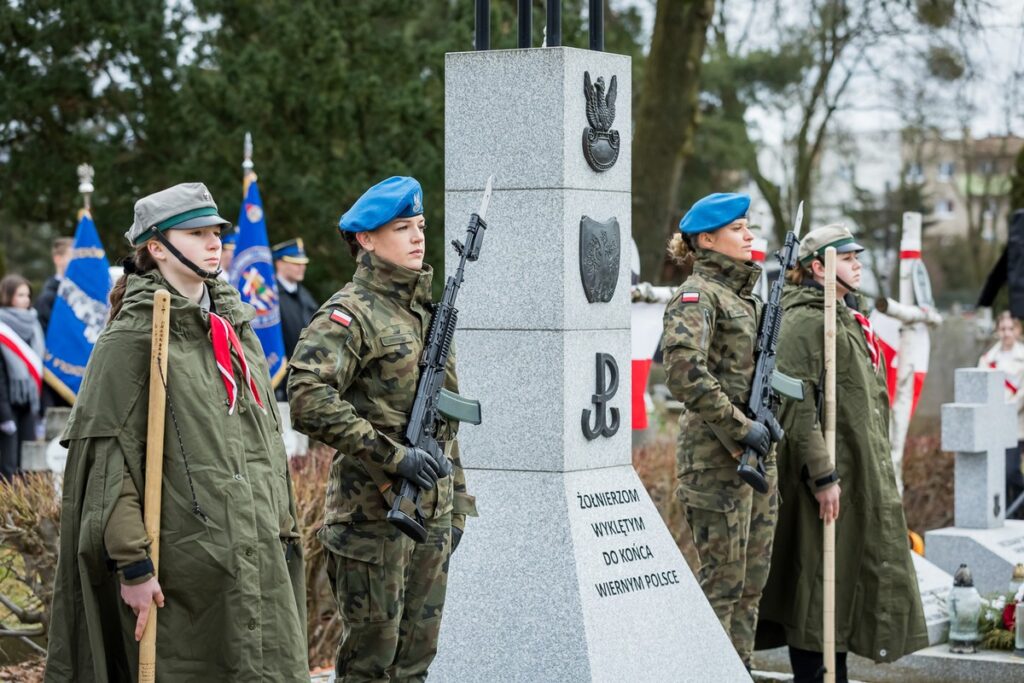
left=661, top=249, right=763, bottom=473
left=288, top=251, right=476, bottom=528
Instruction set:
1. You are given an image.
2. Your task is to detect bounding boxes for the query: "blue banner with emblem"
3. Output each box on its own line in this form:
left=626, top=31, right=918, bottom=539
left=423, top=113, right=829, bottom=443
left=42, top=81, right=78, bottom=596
left=44, top=211, right=112, bottom=400
left=228, top=175, right=287, bottom=387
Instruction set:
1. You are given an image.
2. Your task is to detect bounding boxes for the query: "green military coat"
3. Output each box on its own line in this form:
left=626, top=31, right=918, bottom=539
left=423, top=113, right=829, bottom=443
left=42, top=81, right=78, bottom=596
left=288, top=251, right=476, bottom=529
left=662, top=249, right=763, bottom=472
left=756, top=282, right=928, bottom=662
left=45, top=272, right=308, bottom=682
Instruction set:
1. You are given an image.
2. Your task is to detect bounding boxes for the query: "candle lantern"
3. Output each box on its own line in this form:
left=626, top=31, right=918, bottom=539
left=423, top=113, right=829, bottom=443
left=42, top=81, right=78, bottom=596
left=948, top=564, right=982, bottom=654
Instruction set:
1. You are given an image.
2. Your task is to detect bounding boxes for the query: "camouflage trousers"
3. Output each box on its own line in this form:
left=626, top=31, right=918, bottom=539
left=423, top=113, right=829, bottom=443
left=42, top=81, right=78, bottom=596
left=678, top=461, right=778, bottom=665
left=321, top=514, right=452, bottom=683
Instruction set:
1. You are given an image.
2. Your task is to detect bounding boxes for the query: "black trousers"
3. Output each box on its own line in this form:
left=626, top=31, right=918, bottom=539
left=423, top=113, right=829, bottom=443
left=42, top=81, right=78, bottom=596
left=789, top=646, right=849, bottom=683
left=1007, top=443, right=1024, bottom=519
left=0, top=403, right=35, bottom=481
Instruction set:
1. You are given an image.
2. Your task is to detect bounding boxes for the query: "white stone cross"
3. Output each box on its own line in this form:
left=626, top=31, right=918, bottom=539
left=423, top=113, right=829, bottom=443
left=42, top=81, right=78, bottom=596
left=942, top=368, right=1018, bottom=529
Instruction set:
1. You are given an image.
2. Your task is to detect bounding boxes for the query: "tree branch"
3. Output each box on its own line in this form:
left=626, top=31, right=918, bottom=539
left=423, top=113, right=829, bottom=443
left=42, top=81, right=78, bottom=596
left=0, top=593, right=44, bottom=625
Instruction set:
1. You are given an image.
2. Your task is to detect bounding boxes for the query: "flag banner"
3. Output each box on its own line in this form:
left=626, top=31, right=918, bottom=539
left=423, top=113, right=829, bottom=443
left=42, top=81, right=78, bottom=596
left=44, top=211, right=112, bottom=400
left=228, top=175, right=287, bottom=387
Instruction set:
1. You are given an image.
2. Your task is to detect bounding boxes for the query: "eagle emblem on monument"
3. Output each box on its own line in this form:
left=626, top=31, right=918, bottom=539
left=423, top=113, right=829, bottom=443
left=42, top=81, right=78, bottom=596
left=582, top=71, right=620, bottom=172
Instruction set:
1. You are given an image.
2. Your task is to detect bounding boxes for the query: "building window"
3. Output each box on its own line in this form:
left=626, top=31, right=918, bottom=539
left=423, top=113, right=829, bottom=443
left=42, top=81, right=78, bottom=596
left=905, top=163, right=924, bottom=183
left=938, top=161, right=955, bottom=181
left=935, top=199, right=955, bottom=217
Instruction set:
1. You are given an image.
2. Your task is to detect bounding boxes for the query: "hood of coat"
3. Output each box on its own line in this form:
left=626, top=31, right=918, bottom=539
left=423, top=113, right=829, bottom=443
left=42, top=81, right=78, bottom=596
left=352, top=250, right=434, bottom=306
left=781, top=280, right=866, bottom=314
left=116, top=270, right=254, bottom=334
left=692, top=248, right=761, bottom=298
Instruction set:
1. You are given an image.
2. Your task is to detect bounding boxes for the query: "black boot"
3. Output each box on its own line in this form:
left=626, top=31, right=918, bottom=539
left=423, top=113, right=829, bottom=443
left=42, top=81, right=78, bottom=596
left=788, top=646, right=848, bottom=683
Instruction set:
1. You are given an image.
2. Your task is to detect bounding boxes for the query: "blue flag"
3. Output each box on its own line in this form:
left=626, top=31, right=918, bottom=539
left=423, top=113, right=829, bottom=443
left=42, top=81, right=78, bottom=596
left=44, top=211, right=112, bottom=400
left=228, top=175, right=287, bottom=387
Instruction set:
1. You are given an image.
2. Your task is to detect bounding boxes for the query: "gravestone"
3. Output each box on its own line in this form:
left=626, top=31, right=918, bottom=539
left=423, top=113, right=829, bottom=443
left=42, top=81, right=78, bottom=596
left=912, top=552, right=952, bottom=645
left=432, top=47, right=747, bottom=682
left=925, top=368, right=1023, bottom=594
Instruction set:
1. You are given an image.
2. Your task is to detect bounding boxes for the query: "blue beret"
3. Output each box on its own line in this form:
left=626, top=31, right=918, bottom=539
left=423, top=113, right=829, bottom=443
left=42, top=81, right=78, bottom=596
left=338, top=176, right=424, bottom=233
left=221, top=222, right=239, bottom=249
left=272, top=237, right=309, bottom=264
left=679, top=193, right=751, bottom=235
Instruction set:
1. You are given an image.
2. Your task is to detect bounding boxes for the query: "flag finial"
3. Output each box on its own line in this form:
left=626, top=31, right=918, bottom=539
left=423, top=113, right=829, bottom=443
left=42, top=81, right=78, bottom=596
left=77, top=163, right=95, bottom=210
left=243, top=132, right=254, bottom=173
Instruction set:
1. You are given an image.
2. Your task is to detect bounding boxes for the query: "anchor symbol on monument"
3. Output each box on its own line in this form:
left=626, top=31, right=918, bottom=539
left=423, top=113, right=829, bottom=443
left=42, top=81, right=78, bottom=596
left=994, top=494, right=1001, bottom=519
left=582, top=352, right=619, bottom=440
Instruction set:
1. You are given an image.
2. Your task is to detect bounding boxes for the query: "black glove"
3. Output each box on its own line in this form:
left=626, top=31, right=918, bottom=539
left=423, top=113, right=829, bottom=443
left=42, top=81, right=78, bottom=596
left=451, top=526, right=463, bottom=553
left=395, top=446, right=441, bottom=490
left=739, top=421, right=771, bottom=458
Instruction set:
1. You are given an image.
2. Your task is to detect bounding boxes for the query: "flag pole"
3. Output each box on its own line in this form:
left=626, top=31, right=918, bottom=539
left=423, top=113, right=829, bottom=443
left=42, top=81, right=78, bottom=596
left=243, top=131, right=255, bottom=193
left=823, top=247, right=837, bottom=683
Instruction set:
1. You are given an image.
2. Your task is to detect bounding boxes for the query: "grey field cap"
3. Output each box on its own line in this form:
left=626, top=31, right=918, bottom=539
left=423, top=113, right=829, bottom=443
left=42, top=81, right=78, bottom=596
left=798, top=223, right=865, bottom=265
left=125, top=182, right=231, bottom=246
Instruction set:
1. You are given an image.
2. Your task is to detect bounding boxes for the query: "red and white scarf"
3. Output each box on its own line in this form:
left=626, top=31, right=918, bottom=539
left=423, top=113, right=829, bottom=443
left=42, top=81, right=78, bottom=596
left=0, top=319, right=43, bottom=394
left=209, top=312, right=264, bottom=414
left=851, top=310, right=881, bottom=371
left=988, top=360, right=1020, bottom=395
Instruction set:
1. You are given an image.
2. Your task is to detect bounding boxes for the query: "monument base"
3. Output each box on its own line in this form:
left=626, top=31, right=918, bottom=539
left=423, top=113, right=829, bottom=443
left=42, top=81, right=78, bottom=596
left=432, top=465, right=748, bottom=682
left=925, top=520, right=1024, bottom=594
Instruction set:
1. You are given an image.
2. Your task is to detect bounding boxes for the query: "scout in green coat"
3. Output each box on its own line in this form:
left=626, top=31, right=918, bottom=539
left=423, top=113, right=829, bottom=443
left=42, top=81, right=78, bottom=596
left=45, top=183, right=308, bottom=682
left=288, top=176, right=477, bottom=682
left=661, top=193, right=779, bottom=669
left=756, top=224, right=928, bottom=682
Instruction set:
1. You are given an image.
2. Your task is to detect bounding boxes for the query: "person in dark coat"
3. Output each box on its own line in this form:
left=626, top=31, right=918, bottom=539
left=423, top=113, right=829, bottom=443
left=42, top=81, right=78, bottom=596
left=35, top=237, right=74, bottom=333
left=0, top=274, right=44, bottom=481
left=756, top=224, right=927, bottom=682
left=273, top=238, right=319, bottom=400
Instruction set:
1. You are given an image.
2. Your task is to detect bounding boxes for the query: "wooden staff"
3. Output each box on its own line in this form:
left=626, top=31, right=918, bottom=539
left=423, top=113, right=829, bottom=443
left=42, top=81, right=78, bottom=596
left=822, top=248, right=837, bottom=683
left=139, top=289, right=171, bottom=683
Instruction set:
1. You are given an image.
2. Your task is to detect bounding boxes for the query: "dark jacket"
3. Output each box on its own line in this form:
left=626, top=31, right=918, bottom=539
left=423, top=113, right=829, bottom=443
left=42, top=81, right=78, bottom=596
left=34, top=275, right=61, bottom=332
left=279, top=281, right=319, bottom=361
left=756, top=283, right=928, bottom=662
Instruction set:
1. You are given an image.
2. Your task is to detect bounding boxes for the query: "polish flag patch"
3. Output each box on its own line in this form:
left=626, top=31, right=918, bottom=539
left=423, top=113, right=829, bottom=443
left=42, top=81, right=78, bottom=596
left=681, top=292, right=700, bottom=304
left=330, top=309, right=352, bottom=327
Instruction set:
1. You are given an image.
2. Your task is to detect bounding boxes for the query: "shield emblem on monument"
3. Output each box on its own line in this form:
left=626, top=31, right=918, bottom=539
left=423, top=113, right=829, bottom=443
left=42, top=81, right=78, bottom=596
left=579, top=216, right=620, bottom=303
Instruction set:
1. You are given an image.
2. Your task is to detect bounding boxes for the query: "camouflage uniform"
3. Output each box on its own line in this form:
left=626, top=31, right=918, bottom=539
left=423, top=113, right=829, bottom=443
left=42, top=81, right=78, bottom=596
left=288, top=250, right=476, bottom=683
left=661, top=248, right=778, bottom=666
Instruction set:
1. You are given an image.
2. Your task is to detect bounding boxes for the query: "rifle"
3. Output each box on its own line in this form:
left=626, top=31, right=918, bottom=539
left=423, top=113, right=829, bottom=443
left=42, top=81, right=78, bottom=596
left=386, top=177, right=491, bottom=542
left=736, top=203, right=806, bottom=493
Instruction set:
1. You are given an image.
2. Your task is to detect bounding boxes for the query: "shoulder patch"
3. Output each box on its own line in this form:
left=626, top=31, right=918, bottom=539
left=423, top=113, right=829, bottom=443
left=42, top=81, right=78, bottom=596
left=680, top=292, right=700, bottom=304
left=330, top=309, right=353, bottom=327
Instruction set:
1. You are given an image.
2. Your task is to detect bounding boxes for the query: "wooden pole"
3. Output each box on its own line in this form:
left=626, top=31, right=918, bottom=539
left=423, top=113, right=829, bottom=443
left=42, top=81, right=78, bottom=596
left=823, top=248, right=837, bottom=683
left=138, top=289, right=171, bottom=683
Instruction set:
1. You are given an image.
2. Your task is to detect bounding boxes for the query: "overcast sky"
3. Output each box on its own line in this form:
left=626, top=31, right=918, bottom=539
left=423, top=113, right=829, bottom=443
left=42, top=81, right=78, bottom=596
left=617, top=0, right=1024, bottom=139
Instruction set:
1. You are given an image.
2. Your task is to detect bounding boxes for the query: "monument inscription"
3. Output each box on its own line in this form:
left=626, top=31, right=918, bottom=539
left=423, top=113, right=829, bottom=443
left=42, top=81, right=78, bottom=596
left=574, top=484, right=685, bottom=599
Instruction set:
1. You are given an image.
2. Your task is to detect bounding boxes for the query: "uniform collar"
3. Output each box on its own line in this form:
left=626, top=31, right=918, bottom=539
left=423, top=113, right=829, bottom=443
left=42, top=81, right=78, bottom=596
left=693, top=249, right=761, bottom=298
left=353, top=250, right=433, bottom=304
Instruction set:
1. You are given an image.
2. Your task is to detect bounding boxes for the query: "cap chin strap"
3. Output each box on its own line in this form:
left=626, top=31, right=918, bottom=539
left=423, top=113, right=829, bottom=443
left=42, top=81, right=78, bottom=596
left=154, top=231, right=222, bottom=280
left=815, top=256, right=858, bottom=294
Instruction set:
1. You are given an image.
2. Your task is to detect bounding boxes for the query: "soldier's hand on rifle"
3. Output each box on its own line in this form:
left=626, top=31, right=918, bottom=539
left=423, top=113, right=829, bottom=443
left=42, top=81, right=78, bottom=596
left=451, top=526, right=463, bottom=553
left=395, top=446, right=441, bottom=490
left=120, top=576, right=165, bottom=641
left=815, top=483, right=841, bottom=524
left=739, top=421, right=771, bottom=458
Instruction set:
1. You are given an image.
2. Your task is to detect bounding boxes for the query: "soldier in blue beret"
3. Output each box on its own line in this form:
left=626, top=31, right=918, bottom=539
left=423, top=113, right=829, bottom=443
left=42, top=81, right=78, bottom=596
left=218, top=222, right=240, bottom=279
left=272, top=238, right=319, bottom=400
left=660, top=191, right=779, bottom=671
left=288, top=176, right=476, bottom=680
